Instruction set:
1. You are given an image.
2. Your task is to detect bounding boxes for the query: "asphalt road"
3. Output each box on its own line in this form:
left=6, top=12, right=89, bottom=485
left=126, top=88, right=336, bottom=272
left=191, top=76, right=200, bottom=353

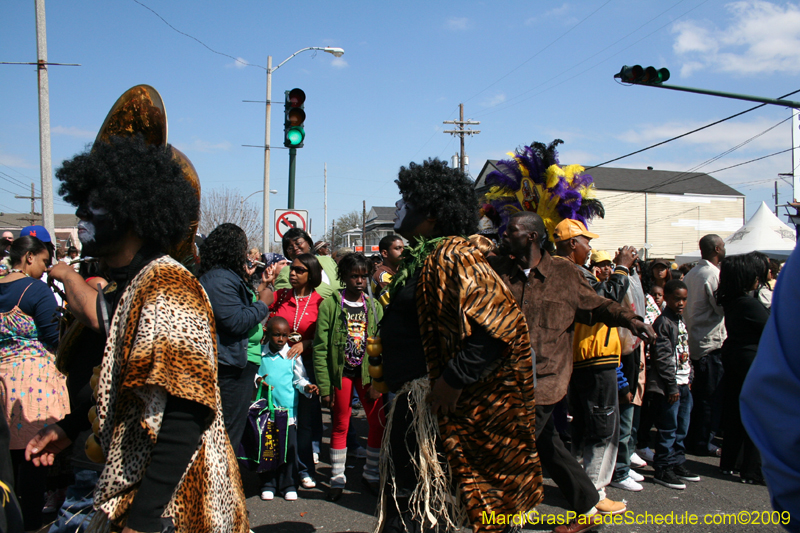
left=246, top=408, right=784, bottom=533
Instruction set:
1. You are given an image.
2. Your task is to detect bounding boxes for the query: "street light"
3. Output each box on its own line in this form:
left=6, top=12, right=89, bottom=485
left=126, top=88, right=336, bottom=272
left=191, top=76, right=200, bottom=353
left=261, top=46, right=345, bottom=252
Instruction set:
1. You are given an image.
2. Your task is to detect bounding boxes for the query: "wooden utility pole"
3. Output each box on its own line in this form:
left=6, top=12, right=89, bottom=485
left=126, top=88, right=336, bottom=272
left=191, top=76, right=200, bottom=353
left=15, top=183, right=42, bottom=226
left=361, top=200, right=367, bottom=253
left=443, top=103, right=480, bottom=173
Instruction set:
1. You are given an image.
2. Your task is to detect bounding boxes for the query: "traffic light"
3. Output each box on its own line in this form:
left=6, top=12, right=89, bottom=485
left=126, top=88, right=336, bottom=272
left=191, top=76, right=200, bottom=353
left=284, top=88, right=306, bottom=148
left=614, top=65, right=670, bottom=85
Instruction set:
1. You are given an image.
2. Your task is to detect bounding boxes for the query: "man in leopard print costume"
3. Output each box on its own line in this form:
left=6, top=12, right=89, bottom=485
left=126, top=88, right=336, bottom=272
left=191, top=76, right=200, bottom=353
left=25, top=135, right=249, bottom=533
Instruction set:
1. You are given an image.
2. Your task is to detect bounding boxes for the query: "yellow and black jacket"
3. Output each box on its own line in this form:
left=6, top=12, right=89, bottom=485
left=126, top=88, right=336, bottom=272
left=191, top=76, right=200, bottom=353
left=572, top=264, right=630, bottom=371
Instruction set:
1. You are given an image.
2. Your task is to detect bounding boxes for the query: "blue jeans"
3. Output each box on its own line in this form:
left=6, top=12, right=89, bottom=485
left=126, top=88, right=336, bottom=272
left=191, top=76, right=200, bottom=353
left=613, top=401, right=635, bottom=481
left=48, top=469, right=98, bottom=533
left=654, top=384, right=693, bottom=470
left=297, top=359, right=322, bottom=478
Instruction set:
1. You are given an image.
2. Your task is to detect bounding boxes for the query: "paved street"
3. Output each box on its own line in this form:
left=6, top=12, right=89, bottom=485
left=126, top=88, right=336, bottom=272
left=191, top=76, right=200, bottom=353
left=246, top=408, right=783, bottom=533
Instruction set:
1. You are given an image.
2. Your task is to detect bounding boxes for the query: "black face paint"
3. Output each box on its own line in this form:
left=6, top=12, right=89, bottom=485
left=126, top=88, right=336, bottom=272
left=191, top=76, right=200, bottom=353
left=76, top=200, right=126, bottom=257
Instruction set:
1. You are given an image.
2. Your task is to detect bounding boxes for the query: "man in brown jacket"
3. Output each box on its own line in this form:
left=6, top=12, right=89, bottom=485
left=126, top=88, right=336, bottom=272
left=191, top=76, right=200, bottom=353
left=490, top=212, right=655, bottom=533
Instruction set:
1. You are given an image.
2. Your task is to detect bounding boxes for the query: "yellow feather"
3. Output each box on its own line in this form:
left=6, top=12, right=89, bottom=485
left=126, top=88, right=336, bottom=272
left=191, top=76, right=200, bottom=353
left=514, top=156, right=530, bottom=178
left=545, top=165, right=564, bottom=189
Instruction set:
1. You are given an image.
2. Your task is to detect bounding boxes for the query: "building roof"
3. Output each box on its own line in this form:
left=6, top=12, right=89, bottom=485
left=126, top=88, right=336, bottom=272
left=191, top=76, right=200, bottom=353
left=474, top=161, right=744, bottom=197
left=0, top=213, right=79, bottom=230
left=366, top=206, right=395, bottom=223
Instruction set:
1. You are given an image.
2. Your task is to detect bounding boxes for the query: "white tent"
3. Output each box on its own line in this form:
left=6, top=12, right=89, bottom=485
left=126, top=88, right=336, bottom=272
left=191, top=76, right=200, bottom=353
left=675, top=202, right=796, bottom=264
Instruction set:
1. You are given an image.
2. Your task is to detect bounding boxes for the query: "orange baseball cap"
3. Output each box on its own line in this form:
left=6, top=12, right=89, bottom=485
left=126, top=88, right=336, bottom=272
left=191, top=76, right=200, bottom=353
left=553, top=219, right=599, bottom=242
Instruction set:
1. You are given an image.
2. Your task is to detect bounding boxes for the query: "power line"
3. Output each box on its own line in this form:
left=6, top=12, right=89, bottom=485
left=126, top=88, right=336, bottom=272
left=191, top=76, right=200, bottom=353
left=131, top=0, right=266, bottom=70
left=586, top=88, right=800, bottom=170
left=600, top=115, right=794, bottom=210
left=708, top=148, right=793, bottom=174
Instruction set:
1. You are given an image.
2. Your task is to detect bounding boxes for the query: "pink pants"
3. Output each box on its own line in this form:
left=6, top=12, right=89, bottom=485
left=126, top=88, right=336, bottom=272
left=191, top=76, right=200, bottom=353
left=330, top=375, right=386, bottom=450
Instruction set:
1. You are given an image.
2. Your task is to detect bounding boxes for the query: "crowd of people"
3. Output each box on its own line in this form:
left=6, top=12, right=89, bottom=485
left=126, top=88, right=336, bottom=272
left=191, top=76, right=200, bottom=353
left=0, top=135, right=787, bottom=533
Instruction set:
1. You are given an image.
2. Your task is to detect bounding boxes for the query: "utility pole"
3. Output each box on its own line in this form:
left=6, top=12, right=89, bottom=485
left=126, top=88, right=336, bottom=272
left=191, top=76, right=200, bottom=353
left=34, top=0, right=54, bottom=240
left=15, top=183, right=42, bottom=226
left=331, top=220, right=336, bottom=249
left=1, top=3, right=79, bottom=237
left=324, top=163, right=327, bottom=241
left=774, top=181, right=780, bottom=216
left=361, top=200, right=366, bottom=253
left=443, top=103, right=480, bottom=174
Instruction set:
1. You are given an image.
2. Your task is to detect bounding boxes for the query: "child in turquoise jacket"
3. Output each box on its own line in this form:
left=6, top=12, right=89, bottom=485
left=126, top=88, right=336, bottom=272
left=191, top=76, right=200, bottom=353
left=257, top=316, right=318, bottom=502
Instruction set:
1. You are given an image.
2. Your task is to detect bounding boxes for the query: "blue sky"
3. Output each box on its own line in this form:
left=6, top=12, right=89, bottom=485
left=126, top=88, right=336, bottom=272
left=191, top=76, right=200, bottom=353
left=3, top=0, right=800, bottom=241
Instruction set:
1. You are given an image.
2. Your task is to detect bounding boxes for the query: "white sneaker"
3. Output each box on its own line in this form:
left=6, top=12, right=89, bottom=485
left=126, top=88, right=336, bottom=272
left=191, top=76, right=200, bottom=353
left=284, top=491, right=298, bottom=501
left=630, top=452, right=647, bottom=468
left=313, top=452, right=320, bottom=464
left=301, top=476, right=316, bottom=489
left=636, top=447, right=655, bottom=463
left=629, top=470, right=645, bottom=482
left=260, top=490, right=274, bottom=501
left=610, top=476, right=643, bottom=492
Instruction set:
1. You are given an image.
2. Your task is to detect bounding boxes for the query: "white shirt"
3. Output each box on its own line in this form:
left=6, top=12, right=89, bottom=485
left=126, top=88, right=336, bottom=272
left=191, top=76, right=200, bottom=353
left=683, top=259, right=726, bottom=359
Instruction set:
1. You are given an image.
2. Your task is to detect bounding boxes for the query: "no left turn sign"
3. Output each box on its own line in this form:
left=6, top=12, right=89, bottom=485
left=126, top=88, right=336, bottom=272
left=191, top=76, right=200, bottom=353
left=274, top=209, right=309, bottom=242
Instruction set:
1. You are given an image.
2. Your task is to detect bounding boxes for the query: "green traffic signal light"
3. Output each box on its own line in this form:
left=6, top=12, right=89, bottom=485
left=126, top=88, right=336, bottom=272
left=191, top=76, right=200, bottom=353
left=284, top=88, right=306, bottom=148
left=285, top=126, right=305, bottom=146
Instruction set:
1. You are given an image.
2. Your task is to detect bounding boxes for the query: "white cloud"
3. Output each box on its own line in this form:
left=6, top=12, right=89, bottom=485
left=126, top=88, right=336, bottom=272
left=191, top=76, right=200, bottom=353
left=51, top=126, right=95, bottom=139
left=174, top=139, right=232, bottom=153
left=616, top=116, right=787, bottom=151
left=446, top=17, right=471, bottom=31
left=0, top=151, right=34, bottom=168
left=225, top=57, right=249, bottom=69
left=330, top=57, right=348, bottom=69
left=672, top=1, right=800, bottom=76
left=483, top=93, right=506, bottom=107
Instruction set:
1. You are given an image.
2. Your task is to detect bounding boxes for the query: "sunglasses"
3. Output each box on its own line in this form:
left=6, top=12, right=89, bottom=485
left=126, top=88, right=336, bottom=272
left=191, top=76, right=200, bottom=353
left=290, top=266, right=308, bottom=274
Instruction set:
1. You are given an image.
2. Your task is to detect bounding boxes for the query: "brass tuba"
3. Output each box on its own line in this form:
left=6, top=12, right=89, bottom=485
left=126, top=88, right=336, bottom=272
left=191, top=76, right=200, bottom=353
left=56, top=85, right=201, bottom=373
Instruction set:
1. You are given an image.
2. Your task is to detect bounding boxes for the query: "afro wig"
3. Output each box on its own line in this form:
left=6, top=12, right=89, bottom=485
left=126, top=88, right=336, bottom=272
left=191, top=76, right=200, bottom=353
left=198, top=223, right=248, bottom=280
left=56, top=135, right=199, bottom=254
left=395, top=158, right=478, bottom=237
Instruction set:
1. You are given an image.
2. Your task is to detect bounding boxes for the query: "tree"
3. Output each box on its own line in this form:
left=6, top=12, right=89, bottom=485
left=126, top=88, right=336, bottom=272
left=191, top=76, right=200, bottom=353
left=199, top=187, right=263, bottom=251
left=326, top=209, right=361, bottom=249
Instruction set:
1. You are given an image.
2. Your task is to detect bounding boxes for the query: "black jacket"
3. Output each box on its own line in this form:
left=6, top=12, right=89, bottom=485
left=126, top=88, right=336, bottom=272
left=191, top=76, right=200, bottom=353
left=200, top=268, right=269, bottom=368
left=648, top=306, right=693, bottom=396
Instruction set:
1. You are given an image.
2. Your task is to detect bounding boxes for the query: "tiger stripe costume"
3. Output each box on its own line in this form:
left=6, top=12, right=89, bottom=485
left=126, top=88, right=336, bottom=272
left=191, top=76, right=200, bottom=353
left=416, top=236, right=543, bottom=532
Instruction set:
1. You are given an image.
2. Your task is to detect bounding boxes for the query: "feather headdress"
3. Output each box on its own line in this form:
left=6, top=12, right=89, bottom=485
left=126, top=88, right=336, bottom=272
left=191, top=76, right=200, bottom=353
left=484, top=139, right=604, bottom=240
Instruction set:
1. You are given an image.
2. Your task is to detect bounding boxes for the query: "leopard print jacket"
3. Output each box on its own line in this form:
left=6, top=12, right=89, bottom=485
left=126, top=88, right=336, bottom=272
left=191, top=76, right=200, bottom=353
left=93, top=256, right=248, bottom=532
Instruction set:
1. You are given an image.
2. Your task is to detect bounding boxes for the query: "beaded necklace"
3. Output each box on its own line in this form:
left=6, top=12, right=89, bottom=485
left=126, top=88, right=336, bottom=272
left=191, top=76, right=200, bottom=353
left=6, top=269, right=29, bottom=277
left=340, top=291, right=368, bottom=320
left=289, top=289, right=312, bottom=343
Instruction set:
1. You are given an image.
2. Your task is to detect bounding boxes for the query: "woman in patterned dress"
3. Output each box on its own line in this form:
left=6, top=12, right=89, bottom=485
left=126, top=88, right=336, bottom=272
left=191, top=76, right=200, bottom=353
left=0, top=236, right=69, bottom=530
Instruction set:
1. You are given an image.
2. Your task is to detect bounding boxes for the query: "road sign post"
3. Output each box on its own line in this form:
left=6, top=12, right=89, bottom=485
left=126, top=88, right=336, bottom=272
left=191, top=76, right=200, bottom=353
left=274, top=209, right=309, bottom=242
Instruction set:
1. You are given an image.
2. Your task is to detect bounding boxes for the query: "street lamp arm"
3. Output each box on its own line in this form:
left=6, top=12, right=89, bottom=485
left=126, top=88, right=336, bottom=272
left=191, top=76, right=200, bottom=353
left=271, top=46, right=344, bottom=73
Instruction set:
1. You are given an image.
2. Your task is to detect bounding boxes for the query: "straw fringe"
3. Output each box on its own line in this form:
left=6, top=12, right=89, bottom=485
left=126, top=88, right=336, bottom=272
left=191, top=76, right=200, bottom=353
left=374, top=378, right=467, bottom=533
left=84, top=509, right=113, bottom=533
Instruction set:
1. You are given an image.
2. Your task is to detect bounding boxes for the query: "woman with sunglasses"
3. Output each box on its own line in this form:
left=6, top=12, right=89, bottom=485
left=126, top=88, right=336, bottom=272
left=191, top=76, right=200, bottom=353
left=268, top=253, right=324, bottom=490
left=274, top=228, right=342, bottom=299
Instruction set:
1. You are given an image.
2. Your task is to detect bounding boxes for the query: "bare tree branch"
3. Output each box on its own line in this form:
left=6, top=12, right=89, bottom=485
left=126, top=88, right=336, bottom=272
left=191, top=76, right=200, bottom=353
left=199, top=187, right=263, bottom=251
left=325, top=209, right=361, bottom=248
